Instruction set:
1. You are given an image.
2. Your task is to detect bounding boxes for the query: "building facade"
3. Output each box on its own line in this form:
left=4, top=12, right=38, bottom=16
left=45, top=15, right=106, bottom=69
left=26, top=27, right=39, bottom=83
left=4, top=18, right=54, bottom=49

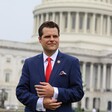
left=0, top=0, right=112, bottom=111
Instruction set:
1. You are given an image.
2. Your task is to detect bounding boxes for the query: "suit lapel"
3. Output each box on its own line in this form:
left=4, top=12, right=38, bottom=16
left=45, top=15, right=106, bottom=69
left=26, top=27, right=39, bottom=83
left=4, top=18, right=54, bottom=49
left=37, top=53, right=46, bottom=82
left=49, top=51, right=64, bottom=83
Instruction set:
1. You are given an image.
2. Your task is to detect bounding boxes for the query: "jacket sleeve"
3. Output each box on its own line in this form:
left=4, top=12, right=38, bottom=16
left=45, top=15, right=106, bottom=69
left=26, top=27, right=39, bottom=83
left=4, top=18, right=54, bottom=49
left=16, top=59, right=38, bottom=112
left=57, top=58, right=84, bottom=103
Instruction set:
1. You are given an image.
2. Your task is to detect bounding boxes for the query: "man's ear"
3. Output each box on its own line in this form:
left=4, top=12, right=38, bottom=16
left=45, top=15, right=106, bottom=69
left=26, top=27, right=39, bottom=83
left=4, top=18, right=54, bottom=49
left=38, top=37, right=41, bottom=43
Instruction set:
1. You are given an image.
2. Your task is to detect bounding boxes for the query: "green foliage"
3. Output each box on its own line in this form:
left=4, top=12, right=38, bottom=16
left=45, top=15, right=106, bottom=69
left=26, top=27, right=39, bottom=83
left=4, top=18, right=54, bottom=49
left=74, top=108, right=84, bottom=112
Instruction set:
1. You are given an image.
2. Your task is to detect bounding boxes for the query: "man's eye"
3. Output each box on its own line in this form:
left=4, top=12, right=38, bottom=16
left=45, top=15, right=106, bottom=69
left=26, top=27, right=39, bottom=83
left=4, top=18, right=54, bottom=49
left=44, top=36, right=50, bottom=38
left=53, top=35, right=58, bottom=38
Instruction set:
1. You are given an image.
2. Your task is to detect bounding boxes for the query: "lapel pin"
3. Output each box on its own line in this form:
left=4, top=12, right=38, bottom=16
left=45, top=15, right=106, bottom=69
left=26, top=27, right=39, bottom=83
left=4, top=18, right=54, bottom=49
left=57, top=60, right=60, bottom=64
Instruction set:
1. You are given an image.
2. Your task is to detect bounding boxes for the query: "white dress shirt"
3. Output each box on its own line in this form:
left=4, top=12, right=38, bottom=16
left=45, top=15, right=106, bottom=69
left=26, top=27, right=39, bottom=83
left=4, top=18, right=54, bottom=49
left=36, top=49, right=59, bottom=111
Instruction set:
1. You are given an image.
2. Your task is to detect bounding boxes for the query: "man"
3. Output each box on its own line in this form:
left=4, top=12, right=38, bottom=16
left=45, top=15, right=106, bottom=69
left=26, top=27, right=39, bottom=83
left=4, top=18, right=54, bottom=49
left=16, top=21, right=84, bottom=112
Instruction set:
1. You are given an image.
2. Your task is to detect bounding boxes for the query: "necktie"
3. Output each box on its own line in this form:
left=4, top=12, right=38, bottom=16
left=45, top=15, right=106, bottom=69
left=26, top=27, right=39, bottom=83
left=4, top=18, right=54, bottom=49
left=46, top=57, right=52, bottom=82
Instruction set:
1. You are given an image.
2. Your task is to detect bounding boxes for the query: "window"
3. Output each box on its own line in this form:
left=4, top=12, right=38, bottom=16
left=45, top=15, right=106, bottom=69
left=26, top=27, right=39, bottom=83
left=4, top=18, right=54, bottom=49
left=85, top=97, right=89, bottom=109
left=6, top=58, right=11, bottom=63
left=21, top=59, right=24, bottom=64
left=107, top=101, right=112, bottom=111
left=4, top=70, right=12, bottom=83
left=93, top=98, right=96, bottom=108
left=5, top=73, right=10, bottom=83
left=93, top=98, right=100, bottom=109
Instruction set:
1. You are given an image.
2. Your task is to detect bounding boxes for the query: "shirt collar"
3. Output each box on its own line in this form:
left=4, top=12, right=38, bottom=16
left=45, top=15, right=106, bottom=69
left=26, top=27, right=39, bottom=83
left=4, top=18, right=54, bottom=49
left=43, top=49, right=59, bottom=62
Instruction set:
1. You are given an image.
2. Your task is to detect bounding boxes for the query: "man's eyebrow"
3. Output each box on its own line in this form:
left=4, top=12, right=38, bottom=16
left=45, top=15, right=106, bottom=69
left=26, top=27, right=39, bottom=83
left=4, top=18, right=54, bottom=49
left=44, top=35, right=51, bottom=38
left=44, top=34, right=58, bottom=37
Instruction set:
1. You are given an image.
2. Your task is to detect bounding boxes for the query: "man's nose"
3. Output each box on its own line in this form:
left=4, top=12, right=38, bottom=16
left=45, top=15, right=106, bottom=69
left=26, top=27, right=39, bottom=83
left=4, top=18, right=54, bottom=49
left=50, top=36, right=54, bottom=40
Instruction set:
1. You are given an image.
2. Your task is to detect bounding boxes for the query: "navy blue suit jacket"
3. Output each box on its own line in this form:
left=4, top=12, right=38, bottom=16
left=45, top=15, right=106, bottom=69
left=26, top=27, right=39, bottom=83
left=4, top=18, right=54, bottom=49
left=16, top=51, right=84, bottom=112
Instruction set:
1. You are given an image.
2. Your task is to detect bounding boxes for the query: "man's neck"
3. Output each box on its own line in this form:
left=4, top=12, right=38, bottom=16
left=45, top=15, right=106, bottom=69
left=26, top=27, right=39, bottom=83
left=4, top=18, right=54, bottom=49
left=44, top=49, right=58, bottom=57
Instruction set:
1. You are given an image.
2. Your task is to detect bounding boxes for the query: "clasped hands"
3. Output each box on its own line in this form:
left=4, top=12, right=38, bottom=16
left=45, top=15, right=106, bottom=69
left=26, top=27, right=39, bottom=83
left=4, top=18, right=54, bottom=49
left=35, top=82, right=62, bottom=110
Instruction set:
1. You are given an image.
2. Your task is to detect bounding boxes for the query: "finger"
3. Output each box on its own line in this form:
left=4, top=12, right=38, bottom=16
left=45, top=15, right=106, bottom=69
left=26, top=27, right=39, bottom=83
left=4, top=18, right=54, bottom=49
left=40, top=82, right=48, bottom=86
left=49, top=102, right=62, bottom=110
left=36, top=88, right=45, bottom=92
left=37, top=91, right=46, bottom=97
left=35, top=85, right=44, bottom=89
left=37, top=91, right=46, bottom=96
left=49, top=100, right=62, bottom=106
left=50, top=102, right=62, bottom=106
left=51, top=105, right=61, bottom=110
left=51, top=99, right=57, bottom=102
left=37, top=90, right=46, bottom=95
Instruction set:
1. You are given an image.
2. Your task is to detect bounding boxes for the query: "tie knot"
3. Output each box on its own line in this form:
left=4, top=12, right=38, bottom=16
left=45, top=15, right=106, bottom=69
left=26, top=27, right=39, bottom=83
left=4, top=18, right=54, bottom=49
left=47, top=57, right=51, bottom=62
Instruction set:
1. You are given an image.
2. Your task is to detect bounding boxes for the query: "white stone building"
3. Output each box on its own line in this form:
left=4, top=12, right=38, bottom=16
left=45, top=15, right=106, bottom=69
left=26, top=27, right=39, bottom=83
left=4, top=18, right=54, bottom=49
left=0, top=0, right=112, bottom=111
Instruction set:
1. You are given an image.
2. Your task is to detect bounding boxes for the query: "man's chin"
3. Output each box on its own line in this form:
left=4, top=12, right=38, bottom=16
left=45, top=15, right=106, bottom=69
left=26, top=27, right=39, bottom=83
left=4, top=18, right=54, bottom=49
left=48, top=47, right=57, bottom=51
left=47, top=49, right=57, bottom=52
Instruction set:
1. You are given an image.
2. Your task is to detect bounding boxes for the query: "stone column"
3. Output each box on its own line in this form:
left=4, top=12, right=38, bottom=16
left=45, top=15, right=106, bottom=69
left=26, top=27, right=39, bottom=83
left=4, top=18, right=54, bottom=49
left=110, top=64, right=112, bottom=90
left=52, top=12, right=55, bottom=22
left=33, top=15, right=37, bottom=35
left=40, top=14, right=44, bottom=24
left=67, top=12, right=71, bottom=32
left=102, top=63, right=107, bottom=91
left=107, top=0, right=110, bottom=3
left=107, top=15, right=110, bottom=36
left=92, top=13, right=96, bottom=34
left=76, top=12, right=79, bottom=33
left=82, top=62, right=86, bottom=89
left=90, top=63, right=94, bottom=92
left=59, top=12, right=63, bottom=32
left=84, top=13, right=87, bottom=33
left=12, top=56, right=18, bottom=82
left=97, top=64, right=101, bottom=90
left=36, top=15, right=39, bottom=34
left=100, top=14, right=103, bottom=35
left=46, top=13, right=49, bottom=21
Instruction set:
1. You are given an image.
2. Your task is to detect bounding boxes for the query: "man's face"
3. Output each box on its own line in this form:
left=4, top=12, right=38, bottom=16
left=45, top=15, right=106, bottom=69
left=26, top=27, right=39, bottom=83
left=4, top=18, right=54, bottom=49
left=39, top=27, right=59, bottom=56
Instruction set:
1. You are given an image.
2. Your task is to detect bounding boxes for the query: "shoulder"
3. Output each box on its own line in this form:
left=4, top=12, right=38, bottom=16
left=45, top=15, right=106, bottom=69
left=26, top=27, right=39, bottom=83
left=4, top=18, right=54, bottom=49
left=60, top=51, right=79, bottom=61
left=24, top=53, right=42, bottom=63
left=60, top=52, right=81, bottom=68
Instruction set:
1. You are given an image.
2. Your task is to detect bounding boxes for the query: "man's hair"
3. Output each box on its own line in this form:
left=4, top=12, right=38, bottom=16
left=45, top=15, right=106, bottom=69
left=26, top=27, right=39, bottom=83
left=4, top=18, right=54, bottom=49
left=38, top=21, right=60, bottom=37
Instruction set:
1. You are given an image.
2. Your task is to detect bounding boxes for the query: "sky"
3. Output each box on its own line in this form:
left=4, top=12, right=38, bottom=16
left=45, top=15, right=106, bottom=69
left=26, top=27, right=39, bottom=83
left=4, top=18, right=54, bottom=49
left=0, top=0, right=42, bottom=42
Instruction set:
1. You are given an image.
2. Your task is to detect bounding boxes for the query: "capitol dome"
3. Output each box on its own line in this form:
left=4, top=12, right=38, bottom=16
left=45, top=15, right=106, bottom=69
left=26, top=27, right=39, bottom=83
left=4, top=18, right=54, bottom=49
left=31, top=0, right=112, bottom=51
